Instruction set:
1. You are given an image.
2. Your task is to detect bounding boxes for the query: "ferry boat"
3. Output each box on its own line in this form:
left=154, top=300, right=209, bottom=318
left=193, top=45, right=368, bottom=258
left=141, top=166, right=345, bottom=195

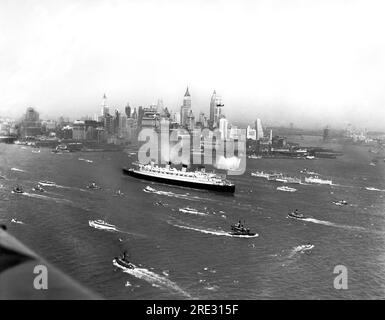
left=285, top=177, right=302, bottom=184
left=123, top=162, right=235, bottom=193
left=251, top=171, right=270, bottom=179
left=274, top=174, right=288, bottom=183
left=304, top=176, right=333, bottom=185
left=267, top=173, right=283, bottom=181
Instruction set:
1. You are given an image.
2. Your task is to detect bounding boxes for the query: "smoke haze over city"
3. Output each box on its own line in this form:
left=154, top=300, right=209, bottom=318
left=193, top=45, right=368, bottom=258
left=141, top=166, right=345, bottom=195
left=1, top=0, right=384, bottom=130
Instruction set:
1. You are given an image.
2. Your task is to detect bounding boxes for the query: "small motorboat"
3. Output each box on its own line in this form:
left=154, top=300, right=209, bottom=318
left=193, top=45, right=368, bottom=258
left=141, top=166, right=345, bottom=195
left=89, top=220, right=117, bottom=231
left=39, top=180, right=56, bottom=186
left=230, top=222, right=256, bottom=236
left=297, top=244, right=314, bottom=252
left=32, top=184, right=45, bottom=192
left=114, top=189, right=124, bottom=196
left=288, top=211, right=307, bottom=220
left=277, top=186, right=297, bottom=192
left=12, top=185, right=24, bottom=194
left=144, top=186, right=156, bottom=193
left=332, top=200, right=348, bottom=206
left=86, top=182, right=101, bottom=190
left=113, top=252, right=135, bottom=269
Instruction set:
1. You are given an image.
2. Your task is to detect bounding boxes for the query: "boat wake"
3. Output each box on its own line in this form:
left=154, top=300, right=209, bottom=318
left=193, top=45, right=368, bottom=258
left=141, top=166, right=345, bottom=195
left=178, top=207, right=208, bottom=216
left=89, top=220, right=119, bottom=232
left=143, top=186, right=212, bottom=202
left=302, top=218, right=365, bottom=231
left=11, top=167, right=26, bottom=172
left=288, top=244, right=314, bottom=258
left=38, top=181, right=72, bottom=189
left=113, top=260, right=192, bottom=298
left=170, top=222, right=259, bottom=238
left=88, top=220, right=144, bottom=238
left=78, top=158, right=93, bottom=163
left=365, top=187, right=385, bottom=192
left=21, top=192, right=73, bottom=204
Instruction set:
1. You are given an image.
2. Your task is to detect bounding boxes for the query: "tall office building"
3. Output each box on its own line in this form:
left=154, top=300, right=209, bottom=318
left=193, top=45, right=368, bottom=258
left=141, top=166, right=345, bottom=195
left=113, top=109, right=120, bottom=134
left=213, top=94, right=224, bottom=128
left=219, top=118, right=229, bottom=140
left=20, top=107, right=42, bottom=137
left=101, top=93, right=109, bottom=117
left=187, top=109, right=195, bottom=131
left=255, top=118, right=264, bottom=140
left=125, top=103, right=131, bottom=118
left=132, top=108, right=138, bottom=120
left=180, top=87, right=192, bottom=127
left=246, top=125, right=257, bottom=140
left=209, top=90, right=216, bottom=126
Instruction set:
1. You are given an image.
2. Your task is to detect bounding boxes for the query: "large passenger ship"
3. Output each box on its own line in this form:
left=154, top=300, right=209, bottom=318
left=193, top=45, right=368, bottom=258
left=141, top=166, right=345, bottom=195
left=123, top=162, right=235, bottom=193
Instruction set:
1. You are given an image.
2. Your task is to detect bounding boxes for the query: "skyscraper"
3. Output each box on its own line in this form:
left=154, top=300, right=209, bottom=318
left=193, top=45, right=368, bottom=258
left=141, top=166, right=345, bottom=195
left=101, top=93, right=109, bottom=116
left=209, top=90, right=216, bottom=126
left=219, top=118, right=228, bottom=140
left=255, top=118, right=264, bottom=140
left=212, top=92, right=224, bottom=128
left=20, top=107, right=41, bottom=137
left=132, top=108, right=138, bottom=120
left=180, top=87, right=192, bottom=127
left=187, top=109, right=195, bottom=131
left=125, top=103, right=131, bottom=118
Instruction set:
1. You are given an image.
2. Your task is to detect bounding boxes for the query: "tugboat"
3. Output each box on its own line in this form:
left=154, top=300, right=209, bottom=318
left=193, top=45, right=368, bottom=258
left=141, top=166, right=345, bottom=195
left=230, top=221, right=256, bottom=236
left=12, top=185, right=24, bottom=194
left=288, top=209, right=307, bottom=220
left=86, top=182, right=101, bottom=190
left=113, top=251, right=135, bottom=269
left=32, top=183, right=45, bottom=192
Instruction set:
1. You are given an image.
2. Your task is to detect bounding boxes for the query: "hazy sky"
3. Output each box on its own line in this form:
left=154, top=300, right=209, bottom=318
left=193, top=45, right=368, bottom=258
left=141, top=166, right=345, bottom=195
left=1, top=0, right=384, bottom=130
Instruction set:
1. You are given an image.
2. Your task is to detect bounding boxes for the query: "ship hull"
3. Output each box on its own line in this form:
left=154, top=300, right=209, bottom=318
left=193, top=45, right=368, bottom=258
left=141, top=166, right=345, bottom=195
left=122, top=168, right=235, bottom=193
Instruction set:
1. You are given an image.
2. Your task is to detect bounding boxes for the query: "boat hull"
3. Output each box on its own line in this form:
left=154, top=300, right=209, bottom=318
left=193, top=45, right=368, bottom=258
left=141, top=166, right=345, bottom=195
left=122, top=168, right=235, bottom=193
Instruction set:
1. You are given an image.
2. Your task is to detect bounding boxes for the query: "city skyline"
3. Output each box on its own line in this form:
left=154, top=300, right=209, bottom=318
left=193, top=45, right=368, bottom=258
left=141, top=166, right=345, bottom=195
left=1, top=0, right=385, bottom=130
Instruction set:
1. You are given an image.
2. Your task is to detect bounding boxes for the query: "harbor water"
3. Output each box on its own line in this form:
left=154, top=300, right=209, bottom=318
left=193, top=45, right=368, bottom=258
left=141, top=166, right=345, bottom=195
left=1, top=136, right=384, bottom=299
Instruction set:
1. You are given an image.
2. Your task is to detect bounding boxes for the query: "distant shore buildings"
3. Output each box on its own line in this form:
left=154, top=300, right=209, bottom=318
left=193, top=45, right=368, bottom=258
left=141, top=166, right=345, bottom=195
left=3, top=89, right=381, bottom=155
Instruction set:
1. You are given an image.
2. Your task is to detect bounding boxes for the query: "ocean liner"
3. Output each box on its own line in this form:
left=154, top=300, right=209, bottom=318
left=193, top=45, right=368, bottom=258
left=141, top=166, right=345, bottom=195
left=123, top=162, right=235, bottom=193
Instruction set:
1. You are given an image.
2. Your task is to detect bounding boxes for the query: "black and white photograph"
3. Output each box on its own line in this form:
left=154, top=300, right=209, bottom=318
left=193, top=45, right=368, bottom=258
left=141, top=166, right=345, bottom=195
left=0, top=0, right=385, bottom=308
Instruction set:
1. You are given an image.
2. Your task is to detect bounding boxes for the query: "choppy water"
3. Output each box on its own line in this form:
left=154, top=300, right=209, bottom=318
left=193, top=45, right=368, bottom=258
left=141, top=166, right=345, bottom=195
left=1, top=137, right=385, bottom=299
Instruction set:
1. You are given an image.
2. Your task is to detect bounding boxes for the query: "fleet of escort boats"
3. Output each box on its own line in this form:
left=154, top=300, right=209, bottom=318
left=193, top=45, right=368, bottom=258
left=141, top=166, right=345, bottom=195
left=10, top=159, right=344, bottom=268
